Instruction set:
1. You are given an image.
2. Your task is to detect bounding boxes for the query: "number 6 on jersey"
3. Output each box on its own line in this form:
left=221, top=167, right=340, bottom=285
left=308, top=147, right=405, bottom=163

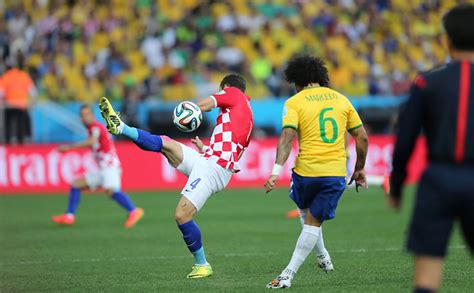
left=319, top=107, right=338, bottom=143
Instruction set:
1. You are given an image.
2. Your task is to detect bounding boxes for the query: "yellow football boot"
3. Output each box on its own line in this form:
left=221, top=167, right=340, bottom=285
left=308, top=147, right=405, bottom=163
left=186, top=264, right=213, bottom=279
left=98, top=97, right=122, bottom=135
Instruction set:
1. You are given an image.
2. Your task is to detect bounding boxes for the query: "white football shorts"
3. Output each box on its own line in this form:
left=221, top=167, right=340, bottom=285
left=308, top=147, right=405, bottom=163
left=85, top=166, right=122, bottom=191
left=177, top=143, right=233, bottom=211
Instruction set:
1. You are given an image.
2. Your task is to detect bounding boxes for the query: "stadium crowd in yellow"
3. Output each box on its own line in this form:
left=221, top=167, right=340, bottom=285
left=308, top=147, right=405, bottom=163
left=1, top=0, right=461, bottom=102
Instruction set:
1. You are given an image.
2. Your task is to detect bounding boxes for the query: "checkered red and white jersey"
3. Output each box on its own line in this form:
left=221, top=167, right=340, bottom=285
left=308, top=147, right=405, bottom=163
left=87, top=121, right=121, bottom=169
left=204, top=87, right=253, bottom=172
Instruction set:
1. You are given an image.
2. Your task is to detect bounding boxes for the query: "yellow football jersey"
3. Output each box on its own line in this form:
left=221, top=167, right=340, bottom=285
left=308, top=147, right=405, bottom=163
left=282, top=86, right=362, bottom=177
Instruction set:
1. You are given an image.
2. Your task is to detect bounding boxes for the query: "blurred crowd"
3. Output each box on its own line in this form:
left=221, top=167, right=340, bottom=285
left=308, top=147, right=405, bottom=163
left=0, top=0, right=458, bottom=103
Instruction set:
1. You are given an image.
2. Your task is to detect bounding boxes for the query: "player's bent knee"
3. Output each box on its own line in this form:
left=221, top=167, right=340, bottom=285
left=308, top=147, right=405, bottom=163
left=175, top=210, right=193, bottom=224
left=71, top=178, right=88, bottom=189
left=175, top=197, right=196, bottom=224
left=305, top=211, right=323, bottom=227
left=104, top=188, right=115, bottom=196
left=161, top=139, right=184, bottom=168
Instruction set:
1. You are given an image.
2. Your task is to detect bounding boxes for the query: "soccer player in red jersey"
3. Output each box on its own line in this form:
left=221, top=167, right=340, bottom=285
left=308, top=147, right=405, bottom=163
left=99, top=74, right=254, bottom=279
left=51, top=104, right=144, bottom=228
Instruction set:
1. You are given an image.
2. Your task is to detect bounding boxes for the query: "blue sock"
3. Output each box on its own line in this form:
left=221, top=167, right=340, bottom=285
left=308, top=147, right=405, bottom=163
left=193, top=247, right=207, bottom=266
left=135, top=129, right=163, bottom=152
left=121, top=124, right=139, bottom=141
left=66, top=187, right=81, bottom=214
left=178, top=220, right=208, bottom=265
left=111, top=191, right=136, bottom=212
left=122, top=124, right=163, bottom=153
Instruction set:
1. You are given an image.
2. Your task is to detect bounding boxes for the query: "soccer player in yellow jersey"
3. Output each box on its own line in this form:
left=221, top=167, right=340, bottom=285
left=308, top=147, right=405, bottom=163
left=265, top=55, right=369, bottom=289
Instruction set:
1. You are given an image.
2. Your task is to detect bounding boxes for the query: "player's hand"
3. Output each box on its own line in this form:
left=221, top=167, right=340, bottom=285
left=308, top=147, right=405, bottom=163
left=57, top=145, right=70, bottom=153
left=264, top=175, right=278, bottom=193
left=191, top=136, right=205, bottom=152
left=349, top=169, right=368, bottom=192
left=386, top=195, right=401, bottom=211
left=385, top=181, right=402, bottom=212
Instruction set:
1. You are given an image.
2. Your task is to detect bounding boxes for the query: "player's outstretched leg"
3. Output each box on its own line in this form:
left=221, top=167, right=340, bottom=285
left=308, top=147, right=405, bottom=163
left=52, top=178, right=87, bottom=225
left=99, top=97, right=183, bottom=167
left=175, top=196, right=212, bottom=279
left=105, top=188, right=144, bottom=229
left=297, top=208, right=334, bottom=272
left=267, top=212, right=322, bottom=289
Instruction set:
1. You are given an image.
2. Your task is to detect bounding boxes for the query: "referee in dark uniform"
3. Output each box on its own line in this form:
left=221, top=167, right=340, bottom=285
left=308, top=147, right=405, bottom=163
left=389, top=4, right=474, bottom=293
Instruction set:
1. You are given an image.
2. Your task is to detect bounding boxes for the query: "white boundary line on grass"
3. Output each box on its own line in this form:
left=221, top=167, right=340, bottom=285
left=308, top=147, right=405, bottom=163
left=1, top=245, right=467, bottom=266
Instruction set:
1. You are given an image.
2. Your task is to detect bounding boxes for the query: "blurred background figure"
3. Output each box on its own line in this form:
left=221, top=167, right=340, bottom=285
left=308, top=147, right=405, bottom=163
left=0, top=52, right=36, bottom=144
left=389, top=4, right=474, bottom=292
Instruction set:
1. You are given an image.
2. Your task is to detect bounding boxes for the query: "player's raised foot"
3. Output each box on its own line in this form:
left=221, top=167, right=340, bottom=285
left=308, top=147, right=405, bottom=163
left=186, top=263, right=213, bottom=279
left=317, top=252, right=334, bottom=273
left=51, top=214, right=75, bottom=226
left=266, top=275, right=292, bottom=289
left=98, top=97, right=122, bottom=135
left=124, top=207, right=144, bottom=229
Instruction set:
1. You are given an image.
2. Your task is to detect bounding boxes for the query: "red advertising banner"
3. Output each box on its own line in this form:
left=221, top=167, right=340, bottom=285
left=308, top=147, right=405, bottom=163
left=0, top=136, right=427, bottom=194
left=347, top=136, right=427, bottom=185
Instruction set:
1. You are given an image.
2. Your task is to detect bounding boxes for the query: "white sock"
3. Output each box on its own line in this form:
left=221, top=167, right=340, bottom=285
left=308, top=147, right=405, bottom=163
left=117, top=121, right=125, bottom=134
left=297, top=209, right=327, bottom=256
left=297, top=208, right=306, bottom=226
left=315, top=229, right=327, bottom=256
left=282, top=224, right=320, bottom=279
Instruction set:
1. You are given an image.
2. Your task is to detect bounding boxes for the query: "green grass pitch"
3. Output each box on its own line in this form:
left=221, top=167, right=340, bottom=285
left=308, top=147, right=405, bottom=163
left=1, top=187, right=472, bottom=292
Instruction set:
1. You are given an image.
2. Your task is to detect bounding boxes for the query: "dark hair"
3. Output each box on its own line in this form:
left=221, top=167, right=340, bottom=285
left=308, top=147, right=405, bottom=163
left=80, top=104, right=92, bottom=112
left=443, top=4, right=474, bottom=50
left=220, top=73, right=246, bottom=93
left=284, top=55, right=329, bottom=88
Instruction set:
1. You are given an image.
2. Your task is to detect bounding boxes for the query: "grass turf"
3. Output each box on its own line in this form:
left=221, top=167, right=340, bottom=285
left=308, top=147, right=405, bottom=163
left=0, top=187, right=472, bottom=292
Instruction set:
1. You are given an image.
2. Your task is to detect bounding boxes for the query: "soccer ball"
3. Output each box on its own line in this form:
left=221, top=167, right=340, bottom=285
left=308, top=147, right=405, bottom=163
left=172, top=101, right=203, bottom=132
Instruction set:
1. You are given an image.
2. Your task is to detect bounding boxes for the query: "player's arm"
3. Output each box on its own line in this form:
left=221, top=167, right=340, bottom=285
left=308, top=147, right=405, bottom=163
left=198, top=89, right=238, bottom=113
left=191, top=136, right=209, bottom=153
left=346, top=100, right=369, bottom=192
left=348, top=126, right=369, bottom=192
left=390, top=76, right=424, bottom=208
left=275, top=128, right=297, bottom=166
left=193, top=92, right=235, bottom=151
left=58, top=128, right=99, bottom=152
left=264, top=127, right=297, bottom=193
left=264, top=100, right=299, bottom=193
left=197, top=97, right=215, bottom=112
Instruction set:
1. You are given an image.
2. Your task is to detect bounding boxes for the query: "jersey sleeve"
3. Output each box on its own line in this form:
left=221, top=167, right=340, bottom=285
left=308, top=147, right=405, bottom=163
left=346, top=101, right=363, bottom=131
left=210, top=88, right=238, bottom=109
left=282, top=100, right=299, bottom=130
left=391, top=75, right=424, bottom=199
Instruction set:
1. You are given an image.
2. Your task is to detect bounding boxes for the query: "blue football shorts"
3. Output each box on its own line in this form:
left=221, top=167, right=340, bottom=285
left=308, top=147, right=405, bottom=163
left=290, top=172, right=346, bottom=222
